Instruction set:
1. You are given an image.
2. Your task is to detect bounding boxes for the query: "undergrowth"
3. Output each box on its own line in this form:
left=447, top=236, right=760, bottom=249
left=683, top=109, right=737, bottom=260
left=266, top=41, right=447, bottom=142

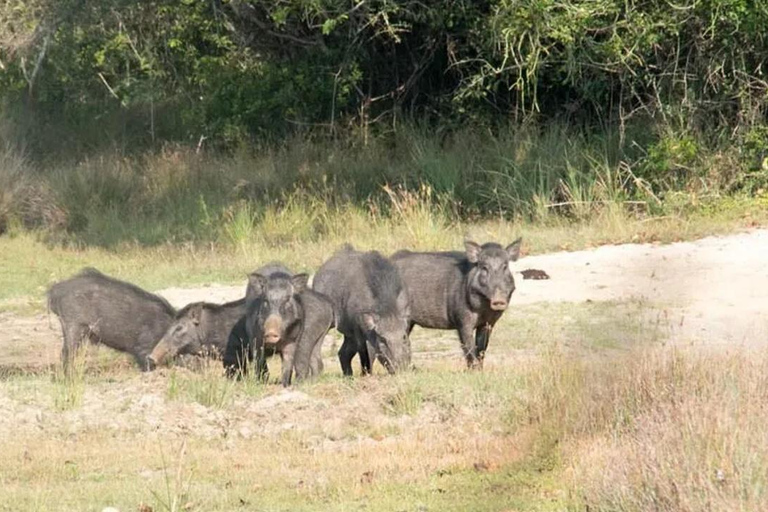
left=1, top=122, right=765, bottom=250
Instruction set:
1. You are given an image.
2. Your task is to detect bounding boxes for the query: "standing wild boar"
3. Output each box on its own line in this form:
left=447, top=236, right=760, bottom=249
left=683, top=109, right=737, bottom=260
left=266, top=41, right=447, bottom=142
left=312, top=245, right=411, bottom=376
left=392, top=239, right=522, bottom=368
left=47, top=268, right=176, bottom=371
left=224, top=264, right=333, bottom=386
left=147, top=299, right=246, bottom=368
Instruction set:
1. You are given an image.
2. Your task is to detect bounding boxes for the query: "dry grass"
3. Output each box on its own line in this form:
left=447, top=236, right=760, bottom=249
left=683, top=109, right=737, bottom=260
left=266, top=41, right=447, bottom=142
left=1, top=297, right=765, bottom=511
left=565, top=349, right=768, bottom=512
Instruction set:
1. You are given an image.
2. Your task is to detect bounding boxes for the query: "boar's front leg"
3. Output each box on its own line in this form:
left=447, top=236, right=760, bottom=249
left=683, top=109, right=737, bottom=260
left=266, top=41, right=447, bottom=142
left=279, top=342, right=296, bottom=387
left=474, top=324, right=493, bottom=369
left=458, top=320, right=480, bottom=369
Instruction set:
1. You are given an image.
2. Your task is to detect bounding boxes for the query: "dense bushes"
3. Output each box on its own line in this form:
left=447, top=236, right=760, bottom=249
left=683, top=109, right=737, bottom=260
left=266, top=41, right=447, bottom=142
left=1, top=0, right=767, bottom=244
left=2, top=1, right=766, bottom=148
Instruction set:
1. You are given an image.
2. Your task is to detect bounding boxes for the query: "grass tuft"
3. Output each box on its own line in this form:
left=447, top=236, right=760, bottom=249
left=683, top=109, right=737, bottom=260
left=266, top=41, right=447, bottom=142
left=151, top=439, right=193, bottom=512
left=52, top=346, right=88, bottom=411
left=165, top=358, right=236, bottom=409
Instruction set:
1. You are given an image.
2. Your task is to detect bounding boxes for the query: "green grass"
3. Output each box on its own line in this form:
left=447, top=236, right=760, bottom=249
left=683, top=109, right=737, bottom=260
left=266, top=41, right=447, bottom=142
left=3, top=121, right=768, bottom=249
left=166, top=360, right=247, bottom=409
left=53, top=345, right=88, bottom=410
left=2, top=193, right=767, bottom=313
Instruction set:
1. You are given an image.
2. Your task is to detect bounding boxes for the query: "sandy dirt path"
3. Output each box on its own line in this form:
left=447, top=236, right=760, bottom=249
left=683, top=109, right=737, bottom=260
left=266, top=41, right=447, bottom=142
left=2, top=228, right=767, bottom=369
left=515, top=229, right=768, bottom=346
left=157, top=228, right=768, bottom=347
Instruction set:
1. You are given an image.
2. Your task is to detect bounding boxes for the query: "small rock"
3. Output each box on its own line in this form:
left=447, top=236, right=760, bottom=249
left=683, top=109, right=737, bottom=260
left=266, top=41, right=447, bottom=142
left=137, top=394, right=161, bottom=408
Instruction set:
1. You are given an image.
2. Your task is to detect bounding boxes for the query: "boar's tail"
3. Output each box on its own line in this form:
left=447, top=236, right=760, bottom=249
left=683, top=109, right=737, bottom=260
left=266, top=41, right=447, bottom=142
left=46, top=282, right=64, bottom=318
left=45, top=286, right=58, bottom=329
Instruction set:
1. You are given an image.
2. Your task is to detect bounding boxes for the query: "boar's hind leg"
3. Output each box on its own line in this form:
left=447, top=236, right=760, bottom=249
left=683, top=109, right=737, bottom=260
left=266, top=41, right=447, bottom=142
left=338, top=336, right=357, bottom=376
left=61, top=322, right=87, bottom=372
left=309, top=337, right=324, bottom=377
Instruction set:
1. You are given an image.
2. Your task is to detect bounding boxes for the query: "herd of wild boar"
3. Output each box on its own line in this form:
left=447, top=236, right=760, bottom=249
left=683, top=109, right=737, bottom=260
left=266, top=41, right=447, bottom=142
left=48, top=239, right=522, bottom=385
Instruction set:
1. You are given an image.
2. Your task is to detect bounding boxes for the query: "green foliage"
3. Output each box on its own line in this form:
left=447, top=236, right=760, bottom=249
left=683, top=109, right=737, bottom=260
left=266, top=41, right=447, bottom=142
left=735, top=126, right=768, bottom=193
left=2, top=0, right=767, bottom=153
left=53, top=345, right=87, bottom=410
left=643, top=132, right=701, bottom=189
left=1, top=0, right=767, bottom=231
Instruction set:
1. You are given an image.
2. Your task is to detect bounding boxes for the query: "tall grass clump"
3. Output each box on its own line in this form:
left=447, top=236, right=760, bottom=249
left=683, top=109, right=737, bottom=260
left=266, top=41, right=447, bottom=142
left=52, top=346, right=88, bottom=410
left=0, top=144, right=65, bottom=235
left=519, top=347, right=768, bottom=511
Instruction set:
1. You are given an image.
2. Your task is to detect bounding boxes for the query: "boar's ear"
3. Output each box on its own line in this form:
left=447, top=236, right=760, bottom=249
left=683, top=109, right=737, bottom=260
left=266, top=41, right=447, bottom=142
left=190, top=303, right=203, bottom=325
left=291, top=273, right=309, bottom=293
left=506, top=238, right=522, bottom=262
left=361, top=312, right=378, bottom=331
left=248, top=273, right=268, bottom=296
left=465, top=241, right=481, bottom=264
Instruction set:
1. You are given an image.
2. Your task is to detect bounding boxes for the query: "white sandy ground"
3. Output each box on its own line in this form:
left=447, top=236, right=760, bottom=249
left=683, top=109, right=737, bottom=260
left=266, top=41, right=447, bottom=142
left=157, top=228, right=768, bottom=347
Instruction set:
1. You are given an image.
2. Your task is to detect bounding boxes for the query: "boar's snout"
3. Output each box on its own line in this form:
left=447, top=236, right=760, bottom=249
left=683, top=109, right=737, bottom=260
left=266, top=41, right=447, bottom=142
left=490, top=292, right=509, bottom=311
left=148, top=343, right=170, bottom=367
left=263, top=314, right=283, bottom=345
left=490, top=299, right=508, bottom=311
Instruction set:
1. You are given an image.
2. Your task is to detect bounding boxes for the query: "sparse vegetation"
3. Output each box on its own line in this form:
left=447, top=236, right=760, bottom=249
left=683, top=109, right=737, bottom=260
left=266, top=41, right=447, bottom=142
left=166, top=358, right=246, bottom=409
left=2, top=325, right=765, bottom=511
left=151, top=439, right=194, bottom=512
left=52, top=343, right=87, bottom=410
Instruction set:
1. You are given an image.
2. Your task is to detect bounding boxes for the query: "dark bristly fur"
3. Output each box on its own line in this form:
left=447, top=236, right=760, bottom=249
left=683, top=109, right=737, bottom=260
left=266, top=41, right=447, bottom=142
left=361, top=251, right=405, bottom=317
left=47, top=267, right=176, bottom=371
left=224, top=264, right=333, bottom=386
left=392, top=238, right=522, bottom=368
left=148, top=298, right=246, bottom=367
left=313, top=246, right=411, bottom=376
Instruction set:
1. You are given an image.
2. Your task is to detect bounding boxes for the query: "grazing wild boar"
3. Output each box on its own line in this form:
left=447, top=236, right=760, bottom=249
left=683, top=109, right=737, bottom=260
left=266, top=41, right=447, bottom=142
left=392, top=239, right=522, bottom=368
left=312, top=245, right=411, bottom=376
left=147, top=299, right=246, bottom=368
left=47, top=268, right=176, bottom=371
left=224, top=264, right=333, bottom=386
